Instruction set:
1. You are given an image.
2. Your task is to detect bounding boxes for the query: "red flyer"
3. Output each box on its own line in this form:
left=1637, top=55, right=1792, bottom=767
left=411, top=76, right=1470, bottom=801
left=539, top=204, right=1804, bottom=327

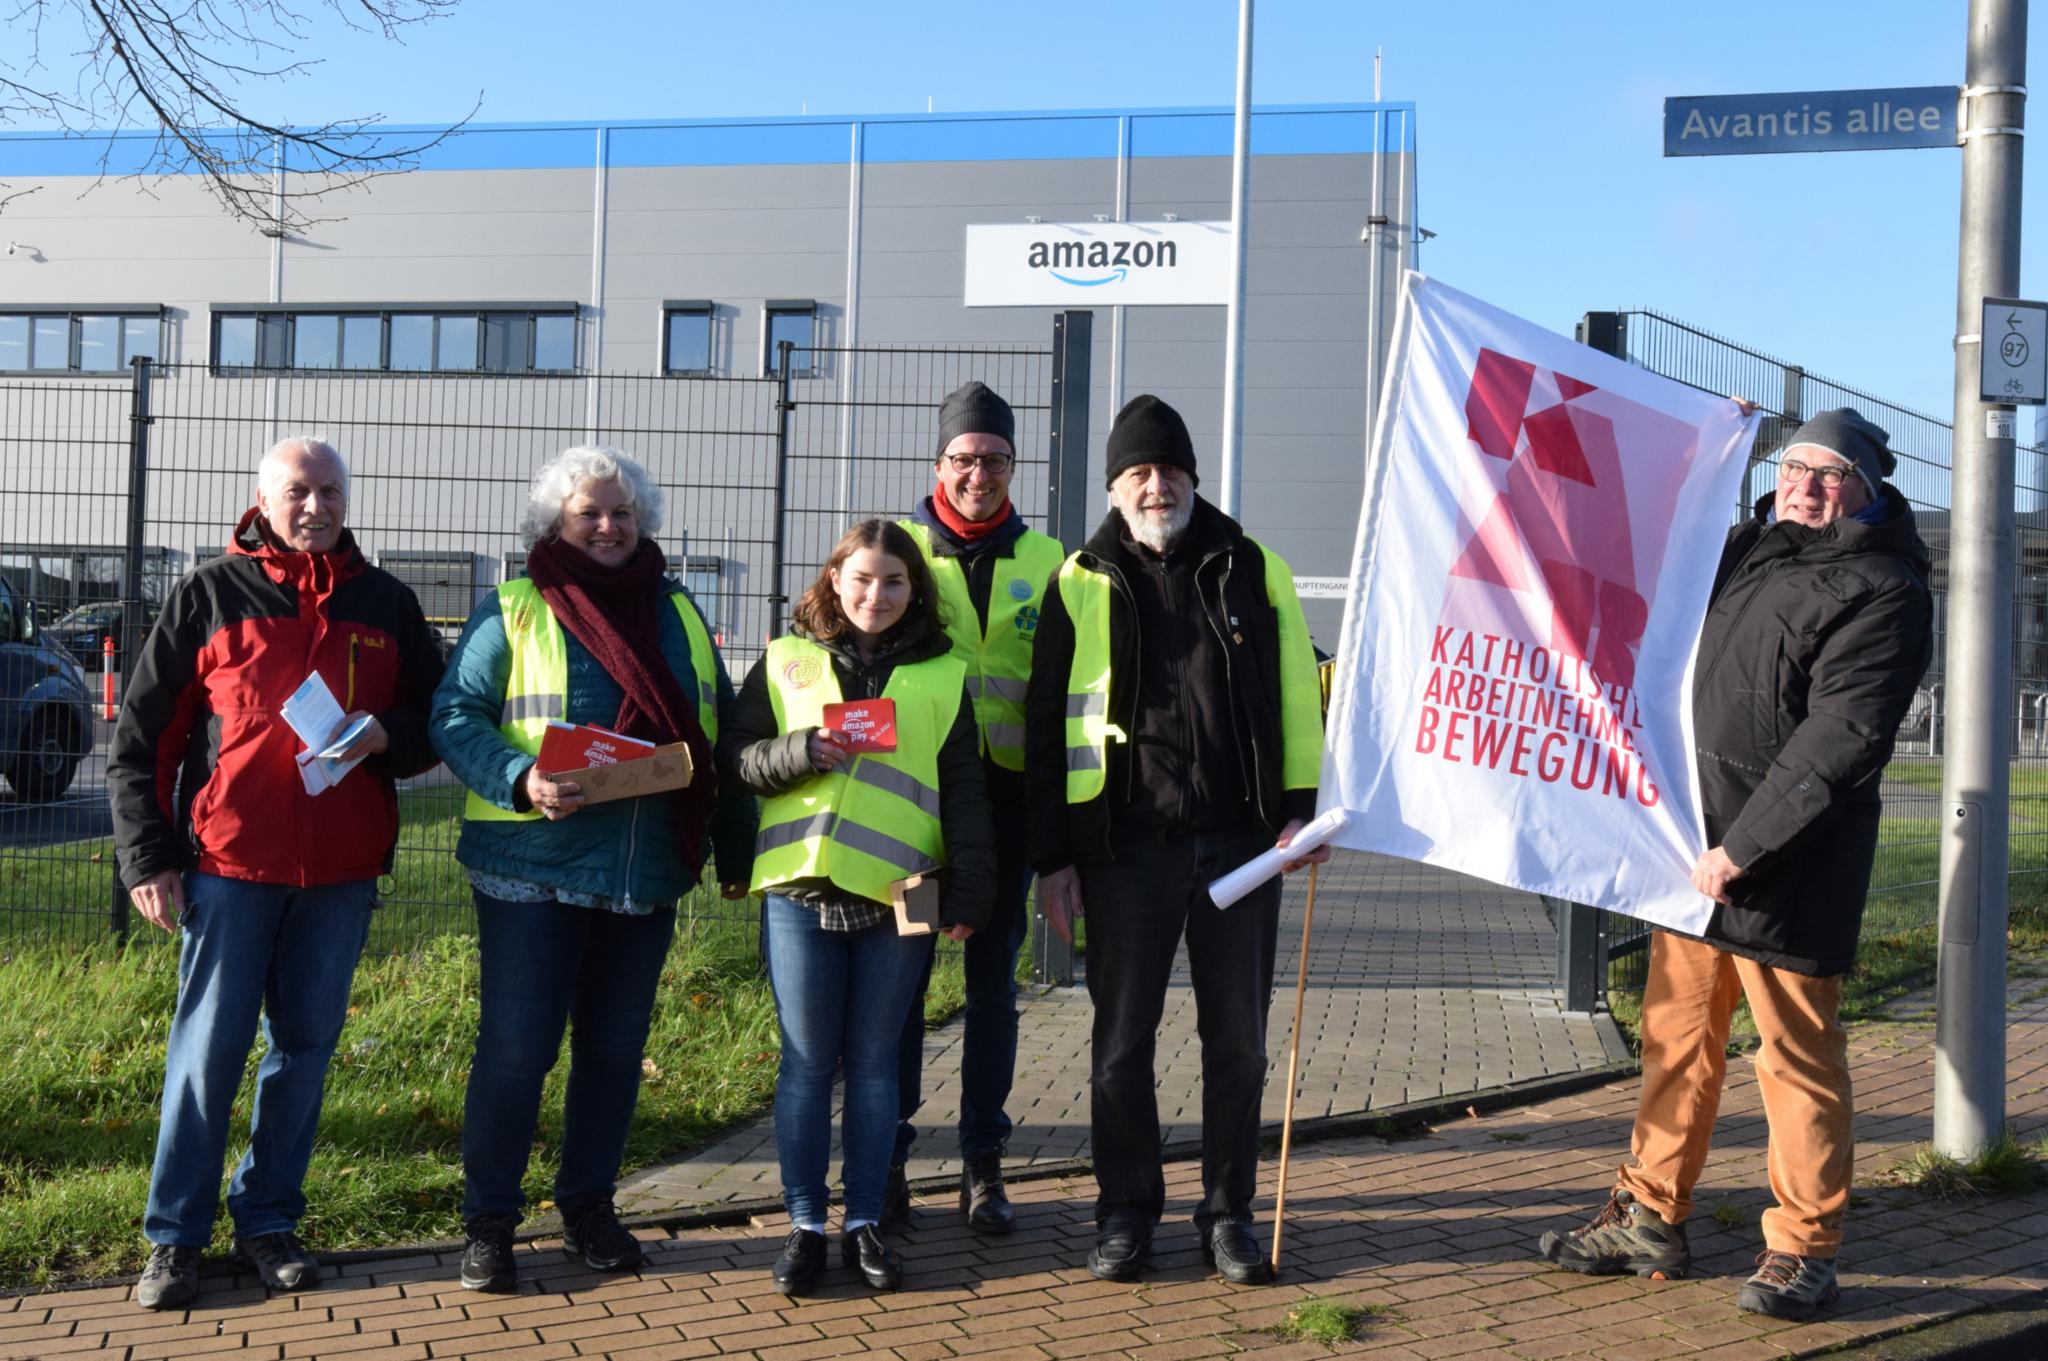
left=823, top=698, right=898, bottom=753
left=537, top=721, right=657, bottom=774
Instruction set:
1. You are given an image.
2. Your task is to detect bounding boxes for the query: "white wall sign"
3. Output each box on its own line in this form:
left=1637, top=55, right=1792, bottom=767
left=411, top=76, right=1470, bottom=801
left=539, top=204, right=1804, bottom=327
left=1293, top=577, right=1350, bottom=599
left=964, top=222, right=1233, bottom=307
left=1981, top=297, right=2047, bottom=406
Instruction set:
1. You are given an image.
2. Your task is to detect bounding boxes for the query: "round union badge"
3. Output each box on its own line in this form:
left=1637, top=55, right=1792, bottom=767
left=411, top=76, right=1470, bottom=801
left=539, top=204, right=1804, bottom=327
left=1008, top=578, right=1034, bottom=601
left=783, top=656, right=824, bottom=689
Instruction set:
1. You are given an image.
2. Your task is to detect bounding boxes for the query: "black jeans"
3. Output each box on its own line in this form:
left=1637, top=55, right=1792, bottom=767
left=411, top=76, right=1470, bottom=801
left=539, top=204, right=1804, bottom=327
left=1080, top=826, right=1281, bottom=1229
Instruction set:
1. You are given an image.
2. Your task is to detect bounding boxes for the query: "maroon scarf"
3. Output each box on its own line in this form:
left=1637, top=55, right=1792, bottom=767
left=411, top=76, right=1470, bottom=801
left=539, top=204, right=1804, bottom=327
left=526, top=535, right=717, bottom=870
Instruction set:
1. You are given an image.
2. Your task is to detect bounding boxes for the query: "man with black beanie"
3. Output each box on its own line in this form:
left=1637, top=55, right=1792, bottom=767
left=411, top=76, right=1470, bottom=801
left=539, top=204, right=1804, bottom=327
left=1023, top=392, right=1328, bottom=1285
left=1537, top=407, right=1933, bottom=1322
left=891, top=380, right=1067, bottom=1233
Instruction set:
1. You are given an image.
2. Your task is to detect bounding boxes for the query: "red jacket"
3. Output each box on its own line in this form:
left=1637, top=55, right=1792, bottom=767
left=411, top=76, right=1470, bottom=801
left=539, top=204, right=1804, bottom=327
left=110, top=509, right=444, bottom=888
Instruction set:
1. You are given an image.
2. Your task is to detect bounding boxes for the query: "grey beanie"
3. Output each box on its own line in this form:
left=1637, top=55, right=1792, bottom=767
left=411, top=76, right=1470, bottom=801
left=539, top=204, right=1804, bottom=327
left=1787, top=407, right=1894, bottom=498
left=936, top=381, right=1015, bottom=457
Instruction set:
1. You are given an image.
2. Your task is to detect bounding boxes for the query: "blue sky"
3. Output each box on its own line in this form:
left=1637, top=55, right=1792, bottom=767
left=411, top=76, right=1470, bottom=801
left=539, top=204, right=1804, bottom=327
left=25, top=0, right=2045, bottom=422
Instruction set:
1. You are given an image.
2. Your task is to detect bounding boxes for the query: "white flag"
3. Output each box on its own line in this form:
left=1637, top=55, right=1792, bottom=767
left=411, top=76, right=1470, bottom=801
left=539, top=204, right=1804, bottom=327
left=1320, top=275, right=1757, bottom=933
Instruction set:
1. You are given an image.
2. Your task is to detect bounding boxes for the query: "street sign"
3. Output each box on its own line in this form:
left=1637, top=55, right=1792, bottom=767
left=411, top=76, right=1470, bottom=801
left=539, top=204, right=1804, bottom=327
left=1980, top=298, right=2047, bottom=407
left=1664, top=86, right=1959, bottom=157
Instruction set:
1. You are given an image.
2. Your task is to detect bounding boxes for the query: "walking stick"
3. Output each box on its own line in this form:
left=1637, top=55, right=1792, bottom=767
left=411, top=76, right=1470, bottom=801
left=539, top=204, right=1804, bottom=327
left=1269, top=859, right=1319, bottom=1273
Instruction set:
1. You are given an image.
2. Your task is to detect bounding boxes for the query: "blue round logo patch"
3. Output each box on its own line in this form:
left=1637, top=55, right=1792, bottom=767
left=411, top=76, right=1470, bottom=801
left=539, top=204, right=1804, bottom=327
left=1008, top=578, right=1034, bottom=602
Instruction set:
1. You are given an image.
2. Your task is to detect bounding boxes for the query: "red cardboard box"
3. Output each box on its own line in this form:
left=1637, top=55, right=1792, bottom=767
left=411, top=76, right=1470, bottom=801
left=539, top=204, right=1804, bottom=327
left=538, top=721, right=656, bottom=774
left=823, top=698, right=898, bottom=753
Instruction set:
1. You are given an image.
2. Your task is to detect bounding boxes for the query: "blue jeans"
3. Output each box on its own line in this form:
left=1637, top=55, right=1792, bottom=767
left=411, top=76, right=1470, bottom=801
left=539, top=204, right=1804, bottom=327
left=764, top=894, right=931, bottom=1227
left=462, top=892, right=676, bottom=1223
left=143, top=872, right=375, bottom=1246
left=894, top=838, right=1032, bottom=1163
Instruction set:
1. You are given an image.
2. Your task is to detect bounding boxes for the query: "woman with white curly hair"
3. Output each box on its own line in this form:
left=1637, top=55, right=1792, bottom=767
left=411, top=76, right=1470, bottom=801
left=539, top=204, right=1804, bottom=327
left=430, top=445, right=756, bottom=1294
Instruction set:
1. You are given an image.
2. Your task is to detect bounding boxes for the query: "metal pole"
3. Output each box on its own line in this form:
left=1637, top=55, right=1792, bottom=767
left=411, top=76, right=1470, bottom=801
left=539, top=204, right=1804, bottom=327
left=113, top=355, right=154, bottom=940
left=1936, top=0, right=2026, bottom=1160
left=769, top=341, right=794, bottom=642
left=1218, top=0, right=1254, bottom=520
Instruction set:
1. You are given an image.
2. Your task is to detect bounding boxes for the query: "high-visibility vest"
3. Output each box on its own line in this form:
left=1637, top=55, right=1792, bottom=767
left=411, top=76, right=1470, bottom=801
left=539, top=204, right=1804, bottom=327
left=464, top=576, right=719, bottom=823
left=750, top=635, right=969, bottom=905
left=899, top=520, right=1064, bottom=771
left=1057, top=539, right=1323, bottom=802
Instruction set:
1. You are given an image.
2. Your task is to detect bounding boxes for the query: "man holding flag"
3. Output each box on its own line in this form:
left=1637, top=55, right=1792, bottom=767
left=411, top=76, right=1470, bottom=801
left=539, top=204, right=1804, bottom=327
left=1537, top=408, right=1933, bottom=1322
left=1025, top=393, right=1326, bottom=1286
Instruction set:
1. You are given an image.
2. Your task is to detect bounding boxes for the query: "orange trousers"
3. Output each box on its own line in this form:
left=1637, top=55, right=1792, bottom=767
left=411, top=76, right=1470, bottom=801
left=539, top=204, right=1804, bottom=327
left=1614, top=931, right=1852, bottom=1258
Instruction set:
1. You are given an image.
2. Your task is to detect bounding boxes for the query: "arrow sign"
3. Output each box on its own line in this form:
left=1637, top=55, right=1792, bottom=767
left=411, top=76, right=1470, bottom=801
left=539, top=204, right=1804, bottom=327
left=1981, top=297, right=2048, bottom=407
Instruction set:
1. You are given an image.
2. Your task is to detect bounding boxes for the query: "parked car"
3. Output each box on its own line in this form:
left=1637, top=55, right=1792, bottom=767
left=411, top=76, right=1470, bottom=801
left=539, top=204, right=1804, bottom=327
left=43, top=600, right=157, bottom=671
left=0, top=575, right=94, bottom=801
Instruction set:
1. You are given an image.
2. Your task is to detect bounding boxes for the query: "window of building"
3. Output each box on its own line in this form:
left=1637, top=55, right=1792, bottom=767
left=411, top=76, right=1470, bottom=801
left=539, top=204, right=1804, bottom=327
left=0, top=308, right=161, bottom=373
left=209, top=305, right=579, bottom=374
left=764, top=301, right=816, bottom=377
left=663, top=302, right=713, bottom=376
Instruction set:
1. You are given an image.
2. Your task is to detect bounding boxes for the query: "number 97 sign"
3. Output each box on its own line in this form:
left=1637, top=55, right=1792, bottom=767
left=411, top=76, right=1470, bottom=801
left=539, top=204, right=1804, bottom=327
left=1982, top=297, right=2047, bottom=406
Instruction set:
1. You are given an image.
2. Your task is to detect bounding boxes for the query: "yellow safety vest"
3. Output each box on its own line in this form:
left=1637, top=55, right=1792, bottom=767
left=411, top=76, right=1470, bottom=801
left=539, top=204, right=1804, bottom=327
left=464, top=576, right=720, bottom=822
left=1058, top=538, right=1323, bottom=802
left=750, top=635, right=969, bottom=905
left=899, top=520, right=1064, bottom=771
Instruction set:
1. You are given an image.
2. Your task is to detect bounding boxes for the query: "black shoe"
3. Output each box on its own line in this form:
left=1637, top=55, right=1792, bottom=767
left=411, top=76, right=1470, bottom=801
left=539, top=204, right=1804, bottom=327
left=882, top=1162, right=912, bottom=1225
left=1201, top=1219, right=1274, bottom=1285
left=135, top=1243, right=201, bottom=1310
left=460, top=1214, right=519, bottom=1293
left=235, top=1230, right=322, bottom=1292
left=771, top=1228, right=827, bottom=1296
left=960, top=1149, right=1016, bottom=1235
left=1086, top=1212, right=1151, bottom=1282
left=562, top=1200, right=644, bottom=1273
left=840, top=1224, right=903, bottom=1291
left=1737, top=1250, right=1840, bottom=1321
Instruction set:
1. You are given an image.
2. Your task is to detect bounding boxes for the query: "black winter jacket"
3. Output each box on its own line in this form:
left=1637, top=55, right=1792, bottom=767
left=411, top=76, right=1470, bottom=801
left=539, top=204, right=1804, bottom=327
left=1025, top=498, right=1318, bottom=872
left=1689, top=487, right=1933, bottom=975
left=716, top=619, right=995, bottom=930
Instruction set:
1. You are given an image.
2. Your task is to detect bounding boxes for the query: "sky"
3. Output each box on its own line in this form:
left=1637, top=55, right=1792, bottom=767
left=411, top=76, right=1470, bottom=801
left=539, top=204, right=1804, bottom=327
left=14, top=0, right=2045, bottom=423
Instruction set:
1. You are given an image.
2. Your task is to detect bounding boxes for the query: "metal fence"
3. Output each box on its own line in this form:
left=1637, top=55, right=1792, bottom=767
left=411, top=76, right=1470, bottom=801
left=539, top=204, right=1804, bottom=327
left=0, top=323, right=1085, bottom=949
left=1573, top=308, right=2048, bottom=997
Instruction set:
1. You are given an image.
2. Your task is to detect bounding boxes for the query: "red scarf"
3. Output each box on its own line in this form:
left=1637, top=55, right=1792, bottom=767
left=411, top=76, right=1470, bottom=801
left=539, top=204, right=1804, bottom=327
left=930, top=482, right=1010, bottom=542
left=525, top=535, right=717, bottom=870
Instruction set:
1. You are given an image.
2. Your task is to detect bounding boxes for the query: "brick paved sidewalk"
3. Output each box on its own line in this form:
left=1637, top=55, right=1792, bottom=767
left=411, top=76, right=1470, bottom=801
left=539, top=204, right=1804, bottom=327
left=13, top=978, right=2046, bottom=1359
left=617, top=850, right=1629, bottom=1214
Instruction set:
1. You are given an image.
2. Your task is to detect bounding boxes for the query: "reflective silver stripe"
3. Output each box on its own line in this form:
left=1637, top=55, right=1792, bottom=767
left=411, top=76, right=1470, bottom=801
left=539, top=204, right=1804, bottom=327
left=979, top=675, right=1029, bottom=705
left=1066, top=745, right=1103, bottom=771
left=985, top=722, right=1026, bottom=750
left=833, top=818, right=941, bottom=876
left=755, top=809, right=836, bottom=856
left=502, top=693, right=564, bottom=724
left=848, top=761, right=942, bottom=819
left=1066, top=692, right=1107, bottom=718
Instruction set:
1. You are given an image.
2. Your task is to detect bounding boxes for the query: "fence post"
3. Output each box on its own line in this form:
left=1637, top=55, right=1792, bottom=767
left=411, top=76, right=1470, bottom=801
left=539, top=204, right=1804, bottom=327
left=1047, top=311, right=1093, bottom=553
left=1550, top=895, right=1605, bottom=1015
left=769, top=340, right=795, bottom=641
left=1035, top=313, right=1092, bottom=988
left=111, top=356, right=154, bottom=940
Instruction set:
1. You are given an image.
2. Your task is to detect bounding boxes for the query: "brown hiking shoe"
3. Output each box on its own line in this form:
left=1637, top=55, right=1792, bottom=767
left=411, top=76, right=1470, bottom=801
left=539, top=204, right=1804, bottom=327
left=1538, top=1188, right=1690, bottom=1280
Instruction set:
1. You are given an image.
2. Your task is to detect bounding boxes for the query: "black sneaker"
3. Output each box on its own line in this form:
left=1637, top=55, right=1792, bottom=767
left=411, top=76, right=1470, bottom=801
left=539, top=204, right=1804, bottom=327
left=771, top=1228, right=827, bottom=1296
left=236, top=1231, right=322, bottom=1292
left=460, top=1214, right=519, bottom=1293
left=562, top=1200, right=644, bottom=1273
left=960, top=1149, right=1016, bottom=1234
left=135, top=1243, right=201, bottom=1311
left=1537, top=1189, right=1690, bottom=1280
left=1086, top=1211, right=1151, bottom=1283
left=841, top=1224, right=903, bottom=1291
left=1737, top=1250, right=1839, bottom=1320
left=882, top=1162, right=911, bottom=1225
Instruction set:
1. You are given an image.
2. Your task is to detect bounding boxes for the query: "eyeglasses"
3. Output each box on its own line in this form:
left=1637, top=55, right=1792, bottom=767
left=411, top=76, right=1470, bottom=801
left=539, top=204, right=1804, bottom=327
left=1778, top=456, right=1857, bottom=490
left=943, top=452, right=1013, bottom=475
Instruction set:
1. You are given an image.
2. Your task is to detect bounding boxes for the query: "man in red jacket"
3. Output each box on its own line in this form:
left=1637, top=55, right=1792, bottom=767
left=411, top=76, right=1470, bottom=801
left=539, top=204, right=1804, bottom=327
left=110, top=437, right=443, bottom=1310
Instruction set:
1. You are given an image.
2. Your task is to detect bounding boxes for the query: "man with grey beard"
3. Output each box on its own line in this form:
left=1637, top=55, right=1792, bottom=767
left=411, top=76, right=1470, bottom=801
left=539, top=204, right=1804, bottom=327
left=1023, top=394, right=1327, bottom=1286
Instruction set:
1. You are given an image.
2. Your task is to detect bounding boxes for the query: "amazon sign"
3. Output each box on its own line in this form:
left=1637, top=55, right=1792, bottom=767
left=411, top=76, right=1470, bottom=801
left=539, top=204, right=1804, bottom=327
left=963, top=221, right=1233, bottom=307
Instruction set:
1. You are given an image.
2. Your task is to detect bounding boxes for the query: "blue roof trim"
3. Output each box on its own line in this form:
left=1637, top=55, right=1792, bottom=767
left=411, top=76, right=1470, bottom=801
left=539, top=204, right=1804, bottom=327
left=0, top=102, right=1415, bottom=176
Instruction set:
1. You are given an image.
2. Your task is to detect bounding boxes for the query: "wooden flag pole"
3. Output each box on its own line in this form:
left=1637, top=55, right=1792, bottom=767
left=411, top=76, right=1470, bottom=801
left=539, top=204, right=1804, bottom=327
left=1269, top=859, right=1320, bottom=1273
